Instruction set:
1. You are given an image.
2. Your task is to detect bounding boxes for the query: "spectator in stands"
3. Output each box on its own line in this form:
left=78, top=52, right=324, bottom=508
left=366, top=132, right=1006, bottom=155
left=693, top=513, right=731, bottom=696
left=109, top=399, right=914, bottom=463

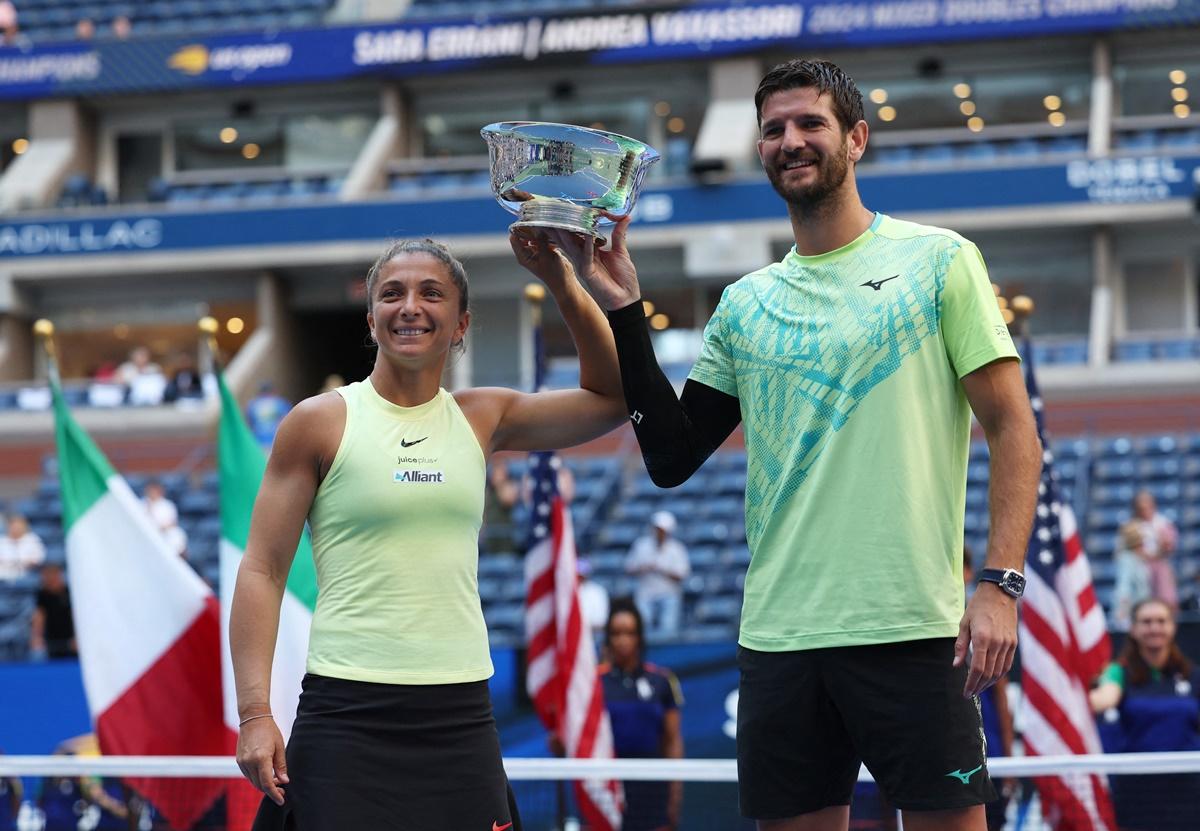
left=577, top=557, right=609, bottom=636
left=116, top=346, right=166, bottom=406
left=1112, top=520, right=1153, bottom=630
left=318, top=373, right=345, bottom=394
left=0, top=513, right=45, bottom=581
left=599, top=597, right=684, bottom=831
left=572, top=59, right=1041, bottom=828
left=245, top=380, right=291, bottom=450
left=75, top=17, right=95, bottom=40
left=230, top=233, right=624, bottom=827
left=165, top=351, right=206, bottom=403
left=1120, top=490, right=1179, bottom=611
left=964, top=548, right=1014, bottom=831
left=625, top=511, right=690, bottom=639
left=142, top=480, right=188, bottom=558
left=1089, top=598, right=1200, bottom=830
left=31, top=563, right=76, bottom=659
left=0, top=1, right=16, bottom=44
left=0, top=756, right=20, bottom=831
left=112, top=15, right=131, bottom=39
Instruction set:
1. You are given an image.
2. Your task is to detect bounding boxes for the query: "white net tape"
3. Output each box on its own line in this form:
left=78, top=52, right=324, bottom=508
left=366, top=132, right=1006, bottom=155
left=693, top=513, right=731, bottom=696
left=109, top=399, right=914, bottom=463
left=3, top=751, right=1199, bottom=779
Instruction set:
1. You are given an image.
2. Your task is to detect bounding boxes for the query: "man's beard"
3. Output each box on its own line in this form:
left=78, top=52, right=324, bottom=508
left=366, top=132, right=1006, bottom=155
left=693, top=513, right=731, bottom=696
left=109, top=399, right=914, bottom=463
left=764, top=141, right=851, bottom=211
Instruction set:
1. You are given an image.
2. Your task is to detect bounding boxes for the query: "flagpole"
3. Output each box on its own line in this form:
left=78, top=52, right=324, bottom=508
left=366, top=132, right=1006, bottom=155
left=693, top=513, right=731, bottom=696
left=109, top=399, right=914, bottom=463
left=525, top=281, right=546, bottom=364
left=198, top=315, right=221, bottom=370
left=524, top=281, right=569, bottom=828
left=33, top=319, right=58, bottom=383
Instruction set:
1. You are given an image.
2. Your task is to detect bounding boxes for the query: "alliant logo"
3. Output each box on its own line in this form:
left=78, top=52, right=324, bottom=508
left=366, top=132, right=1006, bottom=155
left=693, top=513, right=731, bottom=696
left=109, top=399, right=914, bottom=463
left=393, top=469, right=445, bottom=483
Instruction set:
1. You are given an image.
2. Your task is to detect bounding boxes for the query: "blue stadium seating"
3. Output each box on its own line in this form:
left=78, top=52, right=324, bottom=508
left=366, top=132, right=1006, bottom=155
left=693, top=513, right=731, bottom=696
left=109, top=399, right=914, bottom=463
left=5, top=424, right=1200, bottom=660
left=13, top=0, right=335, bottom=41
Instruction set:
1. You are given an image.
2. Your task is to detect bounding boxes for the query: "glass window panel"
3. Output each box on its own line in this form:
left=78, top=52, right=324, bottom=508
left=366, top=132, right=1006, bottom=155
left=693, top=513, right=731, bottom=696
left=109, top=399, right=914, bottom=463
left=174, top=118, right=283, bottom=171
left=284, top=113, right=375, bottom=170
left=417, top=66, right=707, bottom=160
left=855, top=68, right=1091, bottom=132
left=1124, top=260, right=1188, bottom=333
left=1114, top=57, right=1200, bottom=118
left=1, top=105, right=27, bottom=174
left=173, top=111, right=373, bottom=172
left=977, top=233, right=1092, bottom=336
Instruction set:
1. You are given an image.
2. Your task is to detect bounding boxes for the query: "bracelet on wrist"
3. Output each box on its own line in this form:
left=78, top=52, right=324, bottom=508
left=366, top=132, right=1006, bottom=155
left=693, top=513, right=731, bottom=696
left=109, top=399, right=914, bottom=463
left=238, top=713, right=273, bottom=727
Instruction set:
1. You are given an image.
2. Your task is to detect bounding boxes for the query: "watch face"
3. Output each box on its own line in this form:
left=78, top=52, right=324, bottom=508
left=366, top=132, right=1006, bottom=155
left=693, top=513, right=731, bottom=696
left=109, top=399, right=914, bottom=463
left=1001, top=571, right=1026, bottom=596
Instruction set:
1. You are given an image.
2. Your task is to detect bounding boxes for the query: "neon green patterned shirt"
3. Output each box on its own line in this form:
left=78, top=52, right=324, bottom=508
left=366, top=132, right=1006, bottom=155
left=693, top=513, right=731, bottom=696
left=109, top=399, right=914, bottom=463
left=690, top=213, right=1018, bottom=651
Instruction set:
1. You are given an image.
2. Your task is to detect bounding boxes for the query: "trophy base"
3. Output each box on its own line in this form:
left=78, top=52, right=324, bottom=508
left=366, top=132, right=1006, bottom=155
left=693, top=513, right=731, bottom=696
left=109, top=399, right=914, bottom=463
left=510, top=202, right=607, bottom=245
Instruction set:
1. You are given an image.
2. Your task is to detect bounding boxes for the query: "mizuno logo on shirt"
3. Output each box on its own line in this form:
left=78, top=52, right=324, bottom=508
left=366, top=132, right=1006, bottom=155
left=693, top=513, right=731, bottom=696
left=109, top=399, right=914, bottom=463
left=861, top=274, right=900, bottom=291
left=400, top=436, right=429, bottom=447
left=393, top=469, right=445, bottom=483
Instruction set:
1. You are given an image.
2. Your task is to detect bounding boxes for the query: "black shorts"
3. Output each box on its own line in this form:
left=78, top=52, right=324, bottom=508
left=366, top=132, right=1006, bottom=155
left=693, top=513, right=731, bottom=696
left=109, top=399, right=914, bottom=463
left=252, top=674, right=521, bottom=831
left=736, top=638, right=995, bottom=818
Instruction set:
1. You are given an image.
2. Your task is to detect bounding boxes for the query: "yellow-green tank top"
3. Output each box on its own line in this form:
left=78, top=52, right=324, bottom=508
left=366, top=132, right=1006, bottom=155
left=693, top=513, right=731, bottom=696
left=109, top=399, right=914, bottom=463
left=305, top=379, right=492, bottom=684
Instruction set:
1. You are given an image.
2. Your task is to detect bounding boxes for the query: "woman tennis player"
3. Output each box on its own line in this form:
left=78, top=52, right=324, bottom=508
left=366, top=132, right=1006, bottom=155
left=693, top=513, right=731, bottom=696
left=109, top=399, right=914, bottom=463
left=230, top=221, right=631, bottom=829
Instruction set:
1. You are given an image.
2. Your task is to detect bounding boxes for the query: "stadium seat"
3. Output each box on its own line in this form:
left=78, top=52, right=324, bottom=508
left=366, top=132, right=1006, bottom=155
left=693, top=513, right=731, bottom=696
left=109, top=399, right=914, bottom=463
left=1095, top=436, right=1134, bottom=458
left=916, top=144, right=956, bottom=164
left=1162, top=127, right=1200, bottom=148
left=1137, top=456, right=1182, bottom=481
left=960, top=141, right=1000, bottom=162
left=1091, top=482, right=1136, bottom=507
left=1052, top=341, right=1088, bottom=364
left=1114, top=129, right=1158, bottom=150
left=1113, top=341, right=1154, bottom=362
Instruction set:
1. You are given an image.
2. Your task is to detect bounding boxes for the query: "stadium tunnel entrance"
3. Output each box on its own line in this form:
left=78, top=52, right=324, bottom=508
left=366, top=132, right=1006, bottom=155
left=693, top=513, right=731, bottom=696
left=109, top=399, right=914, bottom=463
left=292, top=308, right=376, bottom=397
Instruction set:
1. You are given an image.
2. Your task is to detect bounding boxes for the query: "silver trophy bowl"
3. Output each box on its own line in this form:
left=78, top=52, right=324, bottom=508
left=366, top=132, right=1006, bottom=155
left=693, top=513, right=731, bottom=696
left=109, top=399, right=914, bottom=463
left=481, top=121, right=660, bottom=244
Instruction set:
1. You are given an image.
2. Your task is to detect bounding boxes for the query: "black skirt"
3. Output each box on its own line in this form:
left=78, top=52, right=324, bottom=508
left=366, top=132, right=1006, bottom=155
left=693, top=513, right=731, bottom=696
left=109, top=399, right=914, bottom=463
left=252, top=673, right=521, bottom=831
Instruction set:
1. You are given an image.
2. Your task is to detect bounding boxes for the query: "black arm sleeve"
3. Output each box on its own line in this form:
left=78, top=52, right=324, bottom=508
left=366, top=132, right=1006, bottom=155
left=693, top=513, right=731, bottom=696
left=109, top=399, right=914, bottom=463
left=607, top=301, right=742, bottom=488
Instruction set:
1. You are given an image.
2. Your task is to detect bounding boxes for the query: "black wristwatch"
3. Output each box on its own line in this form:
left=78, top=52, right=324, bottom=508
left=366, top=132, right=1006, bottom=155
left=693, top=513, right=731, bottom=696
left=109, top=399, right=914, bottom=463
left=978, top=568, right=1026, bottom=599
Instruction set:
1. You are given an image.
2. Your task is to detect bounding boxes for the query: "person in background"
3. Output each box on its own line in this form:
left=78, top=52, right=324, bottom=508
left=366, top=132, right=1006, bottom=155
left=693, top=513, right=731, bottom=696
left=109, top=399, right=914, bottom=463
left=0, top=1, right=17, bottom=44
left=164, top=351, right=205, bottom=403
left=625, top=511, right=690, bottom=639
left=481, top=462, right=520, bottom=556
left=600, top=598, right=684, bottom=831
left=32, top=563, right=76, bottom=659
left=1089, top=598, right=1200, bottom=831
left=115, top=346, right=160, bottom=386
left=1119, top=490, right=1179, bottom=611
left=117, top=346, right=167, bottom=406
left=111, top=15, right=131, bottom=38
left=1111, top=520, right=1152, bottom=630
left=0, top=750, right=21, bottom=831
left=142, top=480, right=188, bottom=558
left=245, top=381, right=292, bottom=450
left=318, top=374, right=345, bottom=395
left=577, top=557, right=610, bottom=637
left=963, top=548, right=1014, bottom=831
left=0, top=514, right=45, bottom=581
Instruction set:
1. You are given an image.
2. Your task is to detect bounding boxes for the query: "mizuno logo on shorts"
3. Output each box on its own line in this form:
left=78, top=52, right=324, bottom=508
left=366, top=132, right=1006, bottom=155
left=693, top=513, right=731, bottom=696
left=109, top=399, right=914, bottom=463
left=945, top=764, right=983, bottom=784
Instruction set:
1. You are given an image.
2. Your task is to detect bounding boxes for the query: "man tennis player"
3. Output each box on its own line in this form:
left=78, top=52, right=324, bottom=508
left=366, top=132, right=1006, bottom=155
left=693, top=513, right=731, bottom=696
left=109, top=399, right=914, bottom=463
left=578, top=59, right=1043, bottom=830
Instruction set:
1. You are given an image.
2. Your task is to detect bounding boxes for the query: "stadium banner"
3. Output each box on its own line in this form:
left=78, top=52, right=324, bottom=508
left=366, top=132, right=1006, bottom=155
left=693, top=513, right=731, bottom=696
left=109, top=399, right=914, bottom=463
left=1, top=154, right=1197, bottom=260
left=1, top=0, right=1198, bottom=100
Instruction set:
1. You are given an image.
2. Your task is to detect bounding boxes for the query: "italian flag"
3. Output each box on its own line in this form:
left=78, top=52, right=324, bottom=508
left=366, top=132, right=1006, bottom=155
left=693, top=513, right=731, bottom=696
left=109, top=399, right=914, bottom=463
left=51, top=377, right=230, bottom=830
left=215, top=369, right=316, bottom=775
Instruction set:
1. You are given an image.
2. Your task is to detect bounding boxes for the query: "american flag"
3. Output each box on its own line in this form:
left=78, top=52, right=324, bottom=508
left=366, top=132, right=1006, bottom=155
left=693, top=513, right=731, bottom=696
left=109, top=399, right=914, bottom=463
left=523, top=316, right=622, bottom=831
left=1016, top=337, right=1116, bottom=831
